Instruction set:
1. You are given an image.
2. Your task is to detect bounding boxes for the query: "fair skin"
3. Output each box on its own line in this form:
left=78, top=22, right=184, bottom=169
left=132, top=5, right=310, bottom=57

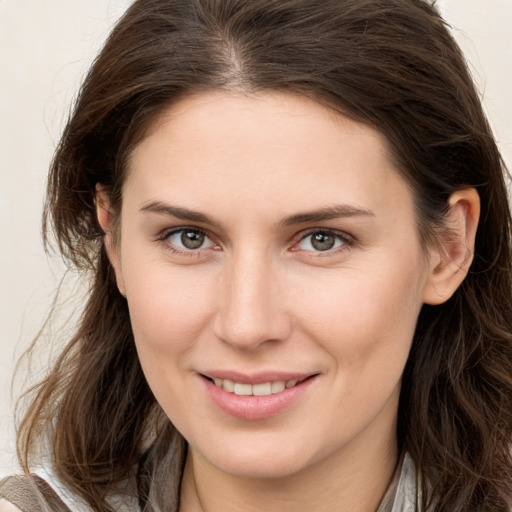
left=81, top=92, right=478, bottom=512
left=0, top=93, right=479, bottom=512
left=0, top=501, right=22, bottom=512
left=0, top=94, right=478, bottom=512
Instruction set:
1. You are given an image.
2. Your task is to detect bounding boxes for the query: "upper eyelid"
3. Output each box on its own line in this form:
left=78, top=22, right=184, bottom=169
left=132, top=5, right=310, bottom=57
left=295, top=227, right=354, bottom=243
left=159, top=225, right=211, bottom=239
left=159, top=226, right=352, bottom=238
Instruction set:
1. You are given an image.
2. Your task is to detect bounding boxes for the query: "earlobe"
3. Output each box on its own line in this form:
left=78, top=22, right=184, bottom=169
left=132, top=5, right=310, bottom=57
left=422, top=188, right=480, bottom=305
left=95, top=184, right=126, bottom=296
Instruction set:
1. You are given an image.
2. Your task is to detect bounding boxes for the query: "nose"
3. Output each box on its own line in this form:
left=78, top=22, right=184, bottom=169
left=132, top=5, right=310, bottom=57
left=213, top=249, right=292, bottom=350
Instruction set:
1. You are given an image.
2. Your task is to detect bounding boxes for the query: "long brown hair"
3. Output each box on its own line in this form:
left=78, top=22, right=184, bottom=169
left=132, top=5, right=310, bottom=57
left=18, top=0, right=512, bottom=510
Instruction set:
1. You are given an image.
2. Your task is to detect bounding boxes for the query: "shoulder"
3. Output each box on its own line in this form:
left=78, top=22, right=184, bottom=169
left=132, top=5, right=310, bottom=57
left=0, top=474, right=72, bottom=512
left=0, top=499, right=23, bottom=512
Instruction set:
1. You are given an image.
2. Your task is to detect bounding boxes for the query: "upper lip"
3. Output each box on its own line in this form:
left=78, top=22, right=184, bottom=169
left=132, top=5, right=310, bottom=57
left=200, top=370, right=317, bottom=385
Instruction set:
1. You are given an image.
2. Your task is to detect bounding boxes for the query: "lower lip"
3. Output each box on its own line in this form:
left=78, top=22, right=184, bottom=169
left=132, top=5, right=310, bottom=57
left=202, top=376, right=317, bottom=421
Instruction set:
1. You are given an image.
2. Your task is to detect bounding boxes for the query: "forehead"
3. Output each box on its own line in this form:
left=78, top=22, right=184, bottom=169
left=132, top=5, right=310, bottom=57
left=125, top=91, right=412, bottom=224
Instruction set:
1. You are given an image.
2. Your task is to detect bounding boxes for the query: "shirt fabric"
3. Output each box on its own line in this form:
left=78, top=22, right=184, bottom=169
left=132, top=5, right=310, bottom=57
left=0, top=452, right=419, bottom=511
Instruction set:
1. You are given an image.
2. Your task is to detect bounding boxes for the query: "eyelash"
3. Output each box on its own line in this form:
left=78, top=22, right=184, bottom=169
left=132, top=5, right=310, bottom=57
left=156, top=227, right=355, bottom=257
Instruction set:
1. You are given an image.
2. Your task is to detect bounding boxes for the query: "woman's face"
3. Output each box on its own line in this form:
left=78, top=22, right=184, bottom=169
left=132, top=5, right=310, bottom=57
left=107, top=92, right=436, bottom=479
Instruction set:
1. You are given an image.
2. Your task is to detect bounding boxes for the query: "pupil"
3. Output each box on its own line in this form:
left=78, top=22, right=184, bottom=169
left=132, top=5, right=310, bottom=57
left=181, top=230, right=204, bottom=249
left=311, top=232, right=335, bottom=251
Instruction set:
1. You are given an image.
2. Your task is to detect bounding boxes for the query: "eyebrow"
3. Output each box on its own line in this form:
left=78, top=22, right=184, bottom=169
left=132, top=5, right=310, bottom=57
left=280, top=204, right=375, bottom=226
left=140, top=200, right=374, bottom=227
left=140, top=201, right=222, bottom=228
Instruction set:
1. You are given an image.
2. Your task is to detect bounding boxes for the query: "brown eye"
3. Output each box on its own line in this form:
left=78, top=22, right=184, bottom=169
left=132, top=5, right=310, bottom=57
left=311, top=232, right=336, bottom=251
left=166, top=228, right=216, bottom=251
left=181, top=230, right=205, bottom=249
left=297, top=230, right=348, bottom=252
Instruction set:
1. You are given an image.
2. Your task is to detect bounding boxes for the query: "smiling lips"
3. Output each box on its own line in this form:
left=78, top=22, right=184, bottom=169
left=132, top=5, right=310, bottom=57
left=211, top=377, right=305, bottom=396
left=202, top=373, right=317, bottom=420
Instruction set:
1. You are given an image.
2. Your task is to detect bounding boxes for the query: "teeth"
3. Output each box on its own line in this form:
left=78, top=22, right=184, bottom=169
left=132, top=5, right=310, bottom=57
left=252, top=382, right=272, bottom=396
left=212, top=378, right=302, bottom=396
left=285, top=379, right=298, bottom=389
left=271, top=381, right=286, bottom=393
left=223, top=379, right=235, bottom=392
left=233, top=383, right=252, bottom=396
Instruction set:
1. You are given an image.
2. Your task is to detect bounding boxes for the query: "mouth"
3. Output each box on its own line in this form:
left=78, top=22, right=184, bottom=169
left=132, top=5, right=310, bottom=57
left=200, top=372, right=319, bottom=420
left=203, top=376, right=311, bottom=396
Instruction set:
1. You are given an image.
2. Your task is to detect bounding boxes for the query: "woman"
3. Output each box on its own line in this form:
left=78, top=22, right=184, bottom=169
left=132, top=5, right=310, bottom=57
left=1, top=0, right=511, bottom=510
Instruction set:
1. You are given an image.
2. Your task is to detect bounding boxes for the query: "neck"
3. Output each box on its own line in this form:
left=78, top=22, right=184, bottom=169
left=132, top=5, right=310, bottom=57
left=180, top=427, right=399, bottom=512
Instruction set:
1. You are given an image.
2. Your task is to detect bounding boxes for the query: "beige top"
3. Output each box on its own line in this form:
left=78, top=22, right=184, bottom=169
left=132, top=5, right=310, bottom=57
left=0, top=453, right=419, bottom=512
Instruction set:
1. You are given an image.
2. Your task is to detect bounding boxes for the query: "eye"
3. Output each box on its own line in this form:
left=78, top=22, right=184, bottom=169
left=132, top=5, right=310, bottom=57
left=296, top=230, right=350, bottom=252
left=165, top=228, right=217, bottom=251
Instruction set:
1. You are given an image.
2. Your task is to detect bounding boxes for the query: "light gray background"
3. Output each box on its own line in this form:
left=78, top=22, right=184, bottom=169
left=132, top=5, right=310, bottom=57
left=1, top=0, right=511, bottom=477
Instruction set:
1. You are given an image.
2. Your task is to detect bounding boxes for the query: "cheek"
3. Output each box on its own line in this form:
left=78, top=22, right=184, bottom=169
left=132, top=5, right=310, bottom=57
left=122, top=255, right=217, bottom=358
left=293, top=257, right=426, bottom=369
left=291, top=261, right=425, bottom=437
left=123, top=264, right=218, bottom=417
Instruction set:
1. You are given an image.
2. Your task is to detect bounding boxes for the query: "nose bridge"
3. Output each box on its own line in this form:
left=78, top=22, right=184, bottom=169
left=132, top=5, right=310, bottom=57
left=214, top=246, right=289, bottom=349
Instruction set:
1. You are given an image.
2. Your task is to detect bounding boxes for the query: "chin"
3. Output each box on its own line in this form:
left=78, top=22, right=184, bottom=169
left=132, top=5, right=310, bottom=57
left=193, top=435, right=320, bottom=480
left=212, top=454, right=309, bottom=479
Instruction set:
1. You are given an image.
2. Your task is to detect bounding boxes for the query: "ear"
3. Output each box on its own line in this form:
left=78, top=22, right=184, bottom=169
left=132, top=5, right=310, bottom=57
left=95, top=184, right=126, bottom=296
left=422, top=188, right=480, bottom=305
